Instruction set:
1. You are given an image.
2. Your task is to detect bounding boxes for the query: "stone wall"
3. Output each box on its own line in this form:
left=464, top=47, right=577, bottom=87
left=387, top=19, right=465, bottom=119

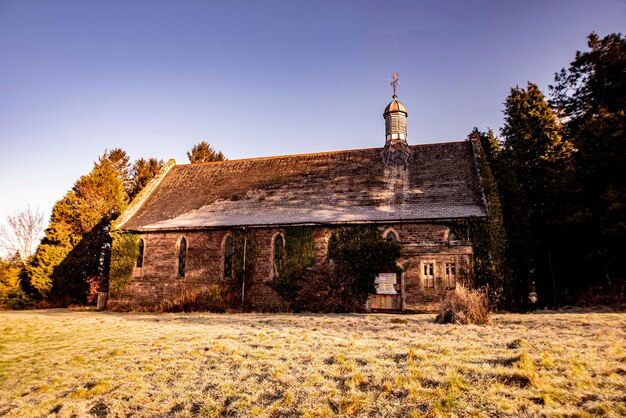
left=113, top=223, right=473, bottom=312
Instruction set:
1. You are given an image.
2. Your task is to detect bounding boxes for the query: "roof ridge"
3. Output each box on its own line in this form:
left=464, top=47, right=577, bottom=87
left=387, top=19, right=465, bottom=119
left=176, top=140, right=466, bottom=167
left=177, top=147, right=380, bottom=167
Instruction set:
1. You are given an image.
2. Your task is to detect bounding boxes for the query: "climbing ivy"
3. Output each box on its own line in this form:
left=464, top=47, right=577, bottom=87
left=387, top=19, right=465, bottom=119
left=269, top=226, right=401, bottom=311
left=108, top=231, right=140, bottom=297
left=325, top=226, right=402, bottom=302
left=269, top=227, right=316, bottom=301
left=462, top=130, right=510, bottom=308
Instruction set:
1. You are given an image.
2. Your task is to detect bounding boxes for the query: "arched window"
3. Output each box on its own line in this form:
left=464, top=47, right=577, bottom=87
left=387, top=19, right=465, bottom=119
left=178, top=237, right=187, bottom=278
left=223, top=235, right=233, bottom=279
left=137, top=239, right=144, bottom=268
left=383, top=228, right=399, bottom=242
left=273, top=234, right=285, bottom=278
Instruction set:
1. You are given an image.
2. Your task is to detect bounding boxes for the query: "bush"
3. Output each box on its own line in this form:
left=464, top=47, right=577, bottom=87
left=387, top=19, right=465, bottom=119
left=295, top=263, right=364, bottom=313
left=435, top=285, right=492, bottom=325
left=85, top=275, right=107, bottom=304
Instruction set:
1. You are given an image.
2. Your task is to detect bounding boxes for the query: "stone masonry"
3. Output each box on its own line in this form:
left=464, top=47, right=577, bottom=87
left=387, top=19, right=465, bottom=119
left=115, top=223, right=472, bottom=312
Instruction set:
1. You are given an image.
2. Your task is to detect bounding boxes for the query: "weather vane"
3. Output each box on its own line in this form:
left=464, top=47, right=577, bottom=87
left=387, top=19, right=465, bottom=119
left=389, top=73, right=399, bottom=97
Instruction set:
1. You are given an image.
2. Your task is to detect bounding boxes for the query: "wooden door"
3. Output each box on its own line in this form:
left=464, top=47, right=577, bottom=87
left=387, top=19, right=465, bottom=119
left=368, top=272, right=403, bottom=312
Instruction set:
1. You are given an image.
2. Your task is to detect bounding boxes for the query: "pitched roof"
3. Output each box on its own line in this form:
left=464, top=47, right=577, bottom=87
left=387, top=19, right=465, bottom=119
left=117, top=141, right=487, bottom=231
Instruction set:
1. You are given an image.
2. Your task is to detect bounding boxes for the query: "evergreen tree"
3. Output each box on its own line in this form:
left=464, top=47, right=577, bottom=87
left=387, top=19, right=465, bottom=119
left=502, top=83, right=573, bottom=218
left=0, top=256, right=28, bottom=308
left=128, top=158, right=164, bottom=200
left=550, top=32, right=626, bottom=291
left=500, top=83, right=573, bottom=306
left=27, top=150, right=128, bottom=301
left=26, top=149, right=165, bottom=303
left=100, top=148, right=132, bottom=194
left=186, top=141, right=226, bottom=163
left=475, top=129, right=535, bottom=309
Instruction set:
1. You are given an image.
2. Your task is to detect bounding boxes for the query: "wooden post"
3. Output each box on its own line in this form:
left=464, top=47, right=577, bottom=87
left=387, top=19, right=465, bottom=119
left=401, top=272, right=406, bottom=312
left=96, top=292, right=108, bottom=311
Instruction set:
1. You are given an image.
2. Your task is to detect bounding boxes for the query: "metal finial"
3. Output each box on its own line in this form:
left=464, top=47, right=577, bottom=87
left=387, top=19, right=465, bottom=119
left=389, top=73, right=399, bottom=97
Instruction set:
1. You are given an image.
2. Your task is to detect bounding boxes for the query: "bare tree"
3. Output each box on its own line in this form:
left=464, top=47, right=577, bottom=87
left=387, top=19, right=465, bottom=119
left=0, top=206, right=44, bottom=262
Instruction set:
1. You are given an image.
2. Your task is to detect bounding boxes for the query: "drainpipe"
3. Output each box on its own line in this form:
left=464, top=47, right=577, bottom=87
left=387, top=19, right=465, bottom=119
left=241, top=227, right=247, bottom=307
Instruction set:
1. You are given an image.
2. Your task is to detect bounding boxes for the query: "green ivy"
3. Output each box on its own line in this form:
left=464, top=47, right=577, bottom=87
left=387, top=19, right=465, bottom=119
left=463, top=131, right=510, bottom=308
left=269, top=225, right=402, bottom=311
left=327, top=226, right=402, bottom=302
left=109, top=232, right=140, bottom=297
left=269, top=227, right=316, bottom=301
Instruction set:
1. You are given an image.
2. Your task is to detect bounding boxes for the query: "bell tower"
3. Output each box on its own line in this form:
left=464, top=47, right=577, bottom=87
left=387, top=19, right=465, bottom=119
left=382, top=74, right=410, bottom=165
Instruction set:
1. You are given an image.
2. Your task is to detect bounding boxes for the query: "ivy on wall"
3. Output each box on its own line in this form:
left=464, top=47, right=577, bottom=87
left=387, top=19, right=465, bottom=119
left=269, top=227, right=316, bottom=301
left=108, top=232, right=140, bottom=298
left=324, top=226, right=402, bottom=305
left=270, top=225, right=402, bottom=312
left=463, top=132, right=510, bottom=307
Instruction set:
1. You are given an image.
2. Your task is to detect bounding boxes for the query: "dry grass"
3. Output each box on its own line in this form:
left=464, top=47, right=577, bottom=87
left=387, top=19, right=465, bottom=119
left=0, top=310, right=625, bottom=417
left=435, top=285, right=491, bottom=325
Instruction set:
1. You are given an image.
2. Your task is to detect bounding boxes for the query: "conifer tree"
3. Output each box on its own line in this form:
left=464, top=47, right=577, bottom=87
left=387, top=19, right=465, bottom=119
left=187, top=141, right=226, bottom=163
left=128, top=158, right=164, bottom=200
left=27, top=150, right=128, bottom=300
left=550, top=32, right=626, bottom=290
left=501, top=83, right=573, bottom=305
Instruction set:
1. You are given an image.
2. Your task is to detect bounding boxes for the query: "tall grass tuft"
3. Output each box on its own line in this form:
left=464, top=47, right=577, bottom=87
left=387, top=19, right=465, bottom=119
left=435, top=285, right=491, bottom=325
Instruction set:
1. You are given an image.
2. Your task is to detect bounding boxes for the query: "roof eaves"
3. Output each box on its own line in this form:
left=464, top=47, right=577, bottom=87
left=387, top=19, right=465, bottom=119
left=122, top=215, right=487, bottom=233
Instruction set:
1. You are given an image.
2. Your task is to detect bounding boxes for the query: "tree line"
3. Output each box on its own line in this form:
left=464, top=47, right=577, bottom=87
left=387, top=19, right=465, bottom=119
left=474, top=32, right=625, bottom=308
left=1, top=32, right=624, bottom=309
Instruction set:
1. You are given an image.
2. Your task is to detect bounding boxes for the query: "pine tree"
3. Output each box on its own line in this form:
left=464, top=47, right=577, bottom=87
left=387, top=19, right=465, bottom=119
left=186, top=141, right=226, bottom=163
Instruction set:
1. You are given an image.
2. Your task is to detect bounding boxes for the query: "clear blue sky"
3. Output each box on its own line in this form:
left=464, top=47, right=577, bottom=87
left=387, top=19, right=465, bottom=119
left=0, top=0, right=624, bottom=234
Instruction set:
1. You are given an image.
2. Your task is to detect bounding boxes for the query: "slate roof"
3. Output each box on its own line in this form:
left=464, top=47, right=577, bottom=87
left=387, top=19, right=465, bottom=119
left=117, top=141, right=487, bottom=231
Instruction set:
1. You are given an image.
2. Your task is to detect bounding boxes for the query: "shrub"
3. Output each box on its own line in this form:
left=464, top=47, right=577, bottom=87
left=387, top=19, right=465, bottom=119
left=295, top=263, right=362, bottom=312
left=105, top=299, right=137, bottom=312
left=85, top=275, right=107, bottom=304
left=175, top=287, right=230, bottom=313
left=435, top=285, right=491, bottom=325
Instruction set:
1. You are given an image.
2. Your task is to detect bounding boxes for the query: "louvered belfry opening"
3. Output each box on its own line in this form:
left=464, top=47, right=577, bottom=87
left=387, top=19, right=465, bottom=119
left=383, top=95, right=410, bottom=166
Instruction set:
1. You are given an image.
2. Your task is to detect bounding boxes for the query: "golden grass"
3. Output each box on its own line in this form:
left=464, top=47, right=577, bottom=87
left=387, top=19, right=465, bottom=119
left=0, top=309, right=625, bottom=417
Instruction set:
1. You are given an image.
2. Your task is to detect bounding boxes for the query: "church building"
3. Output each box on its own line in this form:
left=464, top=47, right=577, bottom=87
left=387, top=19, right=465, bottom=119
left=112, top=83, right=487, bottom=311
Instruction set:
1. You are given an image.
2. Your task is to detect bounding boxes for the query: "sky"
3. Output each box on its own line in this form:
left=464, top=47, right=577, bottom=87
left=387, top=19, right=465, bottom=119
left=0, top=0, right=625, bottom=240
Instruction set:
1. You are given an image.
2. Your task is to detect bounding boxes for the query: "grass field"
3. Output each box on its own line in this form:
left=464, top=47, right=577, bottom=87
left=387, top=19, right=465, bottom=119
left=0, top=309, right=625, bottom=417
